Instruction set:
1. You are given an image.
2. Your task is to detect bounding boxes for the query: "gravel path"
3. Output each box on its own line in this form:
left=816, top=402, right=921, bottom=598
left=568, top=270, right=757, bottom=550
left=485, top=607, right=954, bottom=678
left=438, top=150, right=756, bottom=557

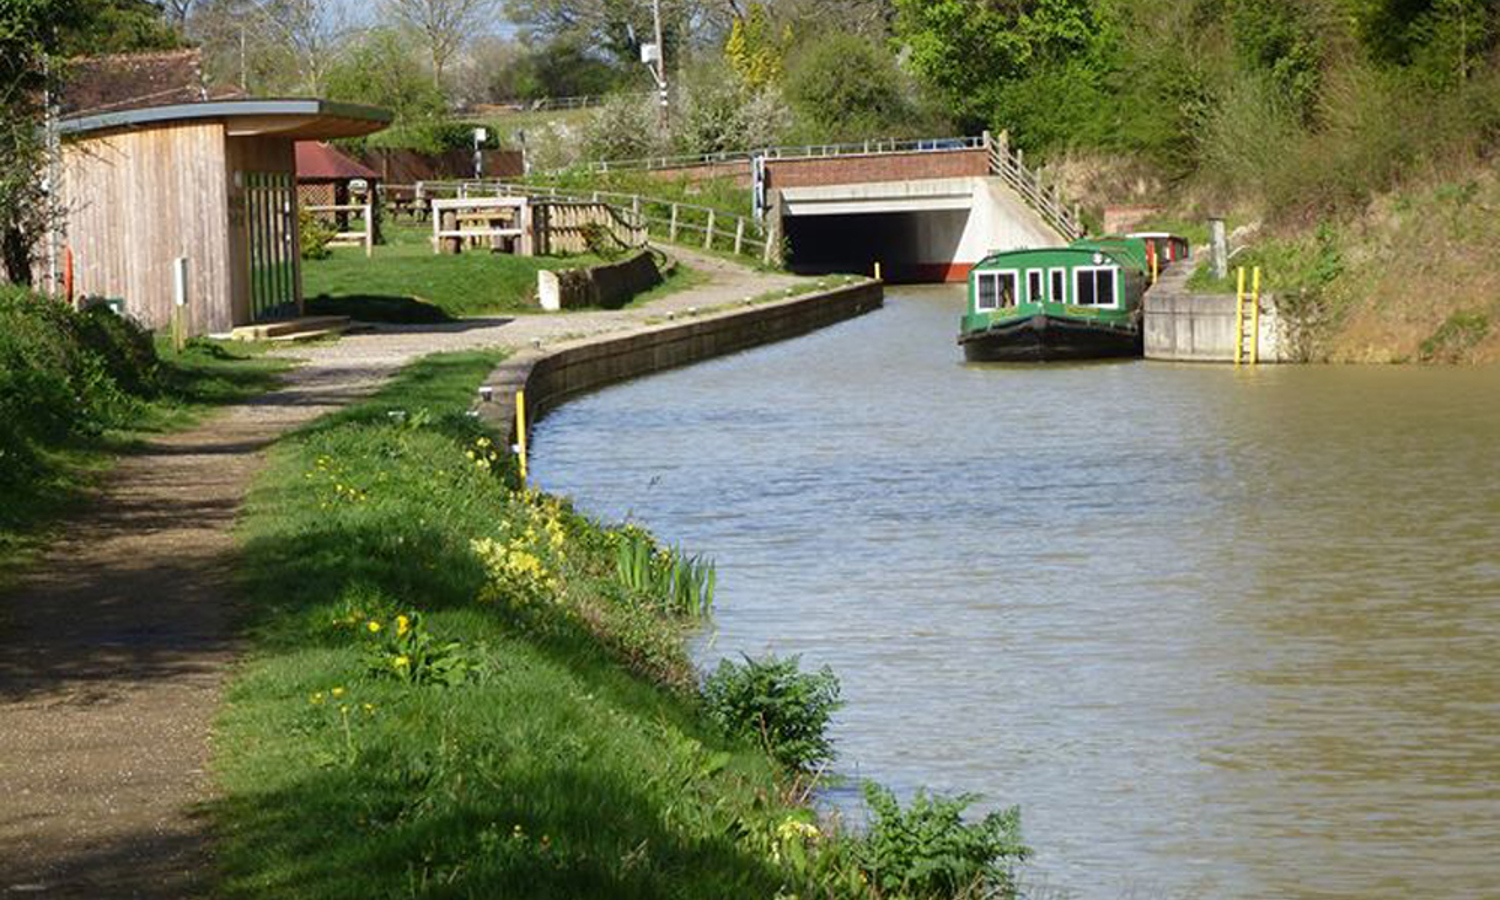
left=0, top=248, right=804, bottom=898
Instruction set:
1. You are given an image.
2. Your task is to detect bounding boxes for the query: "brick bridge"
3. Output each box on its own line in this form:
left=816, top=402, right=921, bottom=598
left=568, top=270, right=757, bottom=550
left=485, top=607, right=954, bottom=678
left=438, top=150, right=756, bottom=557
left=582, top=134, right=1083, bottom=282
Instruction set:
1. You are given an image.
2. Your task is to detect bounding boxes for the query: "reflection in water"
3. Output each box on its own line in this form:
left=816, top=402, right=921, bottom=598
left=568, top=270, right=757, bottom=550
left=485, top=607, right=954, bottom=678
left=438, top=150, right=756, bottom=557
left=530, top=286, right=1500, bottom=899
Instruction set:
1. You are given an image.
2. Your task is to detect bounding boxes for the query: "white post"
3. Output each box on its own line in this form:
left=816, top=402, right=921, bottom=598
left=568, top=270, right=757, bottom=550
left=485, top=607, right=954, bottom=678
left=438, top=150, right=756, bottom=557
left=669, top=203, right=679, bottom=242
left=704, top=209, right=715, bottom=250
left=1211, top=217, right=1229, bottom=280
left=734, top=217, right=745, bottom=256
left=364, top=199, right=374, bottom=257
left=172, top=256, right=189, bottom=350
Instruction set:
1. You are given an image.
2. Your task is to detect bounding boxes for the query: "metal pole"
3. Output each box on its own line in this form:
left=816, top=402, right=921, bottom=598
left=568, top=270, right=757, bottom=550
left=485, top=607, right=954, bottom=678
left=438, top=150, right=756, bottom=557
left=515, top=390, right=528, bottom=487
left=652, top=0, right=667, bottom=123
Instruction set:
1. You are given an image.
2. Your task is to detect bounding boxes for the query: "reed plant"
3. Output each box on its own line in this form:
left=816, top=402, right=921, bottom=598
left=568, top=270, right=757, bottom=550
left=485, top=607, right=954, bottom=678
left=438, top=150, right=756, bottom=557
left=613, top=526, right=716, bottom=619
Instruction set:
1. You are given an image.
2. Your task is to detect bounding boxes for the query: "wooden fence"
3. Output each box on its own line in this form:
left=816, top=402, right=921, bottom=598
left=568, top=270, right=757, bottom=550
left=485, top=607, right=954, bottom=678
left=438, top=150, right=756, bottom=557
left=304, top=200, right=374, bottom=257
left=415, top=180, right=774, bottom=265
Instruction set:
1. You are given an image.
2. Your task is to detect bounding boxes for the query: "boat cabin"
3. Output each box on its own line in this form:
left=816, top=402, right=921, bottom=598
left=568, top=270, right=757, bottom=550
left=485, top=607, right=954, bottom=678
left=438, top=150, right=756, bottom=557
left=1127, top=232, right=1192, bottom=265
left=965, top=242, right=1148, bottom=325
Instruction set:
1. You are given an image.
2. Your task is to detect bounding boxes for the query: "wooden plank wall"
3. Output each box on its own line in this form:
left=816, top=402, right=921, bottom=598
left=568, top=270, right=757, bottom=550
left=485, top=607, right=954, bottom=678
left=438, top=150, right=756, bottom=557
left=61, top=122, right=233, bottom=335
left=226, top=136, right=301, bottom=324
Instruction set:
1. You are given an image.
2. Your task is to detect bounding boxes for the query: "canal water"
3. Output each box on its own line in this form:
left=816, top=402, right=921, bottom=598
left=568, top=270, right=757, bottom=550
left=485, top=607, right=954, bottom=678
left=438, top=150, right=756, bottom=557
left=529, top=286, right=1500, bottom=899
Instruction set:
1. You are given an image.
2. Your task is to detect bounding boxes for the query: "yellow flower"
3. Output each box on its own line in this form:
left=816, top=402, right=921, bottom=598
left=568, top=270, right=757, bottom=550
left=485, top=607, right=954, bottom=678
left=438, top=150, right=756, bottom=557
left=367, top=620, right=382, bottom=633
left=331, top=686, right=345, bottom=698
left=309, top=691, right=325, bottom=705
left=393, top=655, right=410, bottom=669
left=362, top=703, right=375, bottom=713
left=396, top=614, right=410, bottom=636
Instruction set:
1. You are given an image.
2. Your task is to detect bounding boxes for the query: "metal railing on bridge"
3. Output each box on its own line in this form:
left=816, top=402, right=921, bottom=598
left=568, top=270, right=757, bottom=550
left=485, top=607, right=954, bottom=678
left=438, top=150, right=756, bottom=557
left=568, top=132, right=1084, bottom=242
left=414, top=180, right=775, bottom=265
left=571, top=135, right=987, bottom=175
left=985, top=131, right=1085, bottom=241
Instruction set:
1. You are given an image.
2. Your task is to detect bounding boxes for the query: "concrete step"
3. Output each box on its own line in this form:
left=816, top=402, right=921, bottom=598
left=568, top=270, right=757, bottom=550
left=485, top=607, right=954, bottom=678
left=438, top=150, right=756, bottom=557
left=229, top=316, right=351, bottom=341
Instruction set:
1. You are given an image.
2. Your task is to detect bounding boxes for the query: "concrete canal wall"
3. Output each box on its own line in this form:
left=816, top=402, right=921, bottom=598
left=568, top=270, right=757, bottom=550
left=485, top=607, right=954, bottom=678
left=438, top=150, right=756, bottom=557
left=477, top=280, right=884, bottom=438
left=1144, top=263, right=1297, bottom=363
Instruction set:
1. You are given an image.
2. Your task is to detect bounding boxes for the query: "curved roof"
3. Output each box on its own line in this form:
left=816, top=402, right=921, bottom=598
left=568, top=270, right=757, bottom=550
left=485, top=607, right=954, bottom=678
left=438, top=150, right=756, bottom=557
left=59, top=98, right=392, bottom=141
left=296, top=142, right=379, bottom=182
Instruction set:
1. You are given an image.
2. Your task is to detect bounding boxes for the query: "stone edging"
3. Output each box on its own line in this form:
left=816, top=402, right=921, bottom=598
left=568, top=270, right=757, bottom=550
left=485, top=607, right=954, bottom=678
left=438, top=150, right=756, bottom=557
left=476, top=280, right=884, bottom=441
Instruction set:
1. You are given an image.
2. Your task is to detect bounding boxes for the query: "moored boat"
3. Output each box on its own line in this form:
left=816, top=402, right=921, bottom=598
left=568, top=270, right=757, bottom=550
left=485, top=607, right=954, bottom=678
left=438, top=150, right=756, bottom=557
left=958, top=237, right=1161, bottom=363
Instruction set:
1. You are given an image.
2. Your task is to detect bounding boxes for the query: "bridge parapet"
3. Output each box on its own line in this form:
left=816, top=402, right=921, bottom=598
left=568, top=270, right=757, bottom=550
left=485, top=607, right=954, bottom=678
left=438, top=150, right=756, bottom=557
left=568, top=132, right=1083, bottom=244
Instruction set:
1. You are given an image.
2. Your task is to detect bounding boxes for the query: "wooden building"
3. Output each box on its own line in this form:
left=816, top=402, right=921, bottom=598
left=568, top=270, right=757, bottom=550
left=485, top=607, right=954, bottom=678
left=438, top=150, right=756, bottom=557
left=296, top=141, right=380, bottom=209
left=52, top=99, right=390, bottom=335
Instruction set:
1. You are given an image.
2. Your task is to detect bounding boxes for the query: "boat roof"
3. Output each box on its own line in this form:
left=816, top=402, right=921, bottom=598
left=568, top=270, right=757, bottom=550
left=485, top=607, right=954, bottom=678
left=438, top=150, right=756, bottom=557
left=974, top=240, right=1145, bottom=273
left=1069, top=236, right=1150, bottom=271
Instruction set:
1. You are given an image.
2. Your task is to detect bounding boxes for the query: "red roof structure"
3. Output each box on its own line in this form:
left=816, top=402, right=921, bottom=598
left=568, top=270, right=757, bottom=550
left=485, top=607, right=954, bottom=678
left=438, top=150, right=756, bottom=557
left=295, top=141, right=379, bottom=182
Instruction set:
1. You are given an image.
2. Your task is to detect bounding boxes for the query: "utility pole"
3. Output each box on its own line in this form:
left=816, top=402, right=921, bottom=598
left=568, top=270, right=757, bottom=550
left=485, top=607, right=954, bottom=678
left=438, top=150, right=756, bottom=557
left=641, top=0, right=668, bottom=127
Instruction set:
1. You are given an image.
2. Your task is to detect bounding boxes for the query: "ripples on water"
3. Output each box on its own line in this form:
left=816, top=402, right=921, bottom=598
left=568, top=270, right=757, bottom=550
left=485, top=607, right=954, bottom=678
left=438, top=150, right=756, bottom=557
left=530, top=286, right=1500, bottom=899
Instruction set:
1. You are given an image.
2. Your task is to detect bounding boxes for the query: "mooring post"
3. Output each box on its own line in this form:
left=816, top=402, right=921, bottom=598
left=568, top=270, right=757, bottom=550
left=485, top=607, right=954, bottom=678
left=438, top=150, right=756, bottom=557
left=515, top=390, right=528, bottom=486
left=1211, top=217, right=1229, bottom=280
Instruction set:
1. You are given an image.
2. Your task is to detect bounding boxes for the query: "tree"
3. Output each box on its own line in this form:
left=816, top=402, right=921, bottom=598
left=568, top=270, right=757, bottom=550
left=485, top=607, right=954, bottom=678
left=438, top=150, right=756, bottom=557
left=324, top=28, right=446, bottom=122
left=724, top=1, right=789, bottom=89
left=894, top=0, right=1116, bottom=140
left=261, top=0, right=351, bottom=94
left=782, top=32, right=909, bottom=141
left=503, top=0, right=718, bottom=69
left=385, top=0, right=500, bottom=88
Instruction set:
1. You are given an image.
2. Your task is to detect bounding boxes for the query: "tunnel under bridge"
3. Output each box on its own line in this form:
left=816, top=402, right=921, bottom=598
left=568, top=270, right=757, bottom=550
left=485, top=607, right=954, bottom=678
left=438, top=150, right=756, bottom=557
left=772, top=177, right=1067, bottom=283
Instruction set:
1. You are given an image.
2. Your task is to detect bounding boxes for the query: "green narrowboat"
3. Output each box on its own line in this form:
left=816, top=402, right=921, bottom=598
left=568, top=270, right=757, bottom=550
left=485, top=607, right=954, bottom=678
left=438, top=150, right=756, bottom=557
left=958, top=237, right=1154, bottom=362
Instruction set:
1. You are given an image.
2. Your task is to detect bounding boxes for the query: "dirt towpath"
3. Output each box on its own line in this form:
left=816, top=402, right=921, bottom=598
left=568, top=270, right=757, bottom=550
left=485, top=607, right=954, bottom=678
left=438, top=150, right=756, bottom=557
left=0, top=249, right=803, bottom=897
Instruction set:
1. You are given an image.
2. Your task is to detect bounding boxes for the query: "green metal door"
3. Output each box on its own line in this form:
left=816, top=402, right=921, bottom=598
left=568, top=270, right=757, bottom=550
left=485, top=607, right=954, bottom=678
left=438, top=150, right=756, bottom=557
left=245, top=171, right=299, bottom=321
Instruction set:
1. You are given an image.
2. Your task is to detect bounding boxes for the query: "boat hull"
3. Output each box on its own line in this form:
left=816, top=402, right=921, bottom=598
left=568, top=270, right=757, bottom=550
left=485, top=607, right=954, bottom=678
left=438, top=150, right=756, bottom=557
left=959, top=314, right=1141, bottom=363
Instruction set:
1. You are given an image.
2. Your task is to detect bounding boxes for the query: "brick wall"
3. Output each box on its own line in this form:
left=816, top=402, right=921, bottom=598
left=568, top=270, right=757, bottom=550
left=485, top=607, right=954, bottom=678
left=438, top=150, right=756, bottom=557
left=639, top=148, right=989, bottom=190
left=766, top=149, right=989, bottom=189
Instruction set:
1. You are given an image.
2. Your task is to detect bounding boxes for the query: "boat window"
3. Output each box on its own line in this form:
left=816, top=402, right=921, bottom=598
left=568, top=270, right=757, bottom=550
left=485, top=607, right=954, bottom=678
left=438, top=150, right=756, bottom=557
left=1073, top=267, right=1118, bottom=307
left=1050, top=268, right=1066, bottom=303
left=976, top=271, right=1018, bottom=311
left=1027, top=270, right=1044, bottom=304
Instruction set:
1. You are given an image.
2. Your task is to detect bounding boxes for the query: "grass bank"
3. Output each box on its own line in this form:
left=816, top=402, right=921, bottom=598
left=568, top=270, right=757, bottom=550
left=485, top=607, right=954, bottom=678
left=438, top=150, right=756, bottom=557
left=1144, top=168, right=1500, bottom=364
left=0, top=287, right=288, bottom=586
left=303, top=225, right=602, bottom=320
left=215, top=352, right=1029, bottom=899
left=304, top=224, right=708, bottom=322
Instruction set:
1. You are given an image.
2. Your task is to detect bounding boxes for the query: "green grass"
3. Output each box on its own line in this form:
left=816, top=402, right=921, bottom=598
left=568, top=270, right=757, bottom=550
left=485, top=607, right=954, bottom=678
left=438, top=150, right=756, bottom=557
left=0, top=337, right=289, bottom=590
left=303, top=225, right=604, bottom=320
left=624, top=262, right=711, bottom=308
left=214, top=352, right=828, bottom=899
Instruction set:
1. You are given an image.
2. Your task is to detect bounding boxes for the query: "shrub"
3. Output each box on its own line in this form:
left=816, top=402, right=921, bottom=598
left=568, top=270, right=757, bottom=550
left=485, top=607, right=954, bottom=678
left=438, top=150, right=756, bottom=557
left=0, top=287, right=158, bottom=491
left=702, top=653, right=840, bottom=771
left=299, top=206, right=336, bottom=260
left=581, top=93, right=668, bottom=161
left=856, top=783, right=1031, bottom=900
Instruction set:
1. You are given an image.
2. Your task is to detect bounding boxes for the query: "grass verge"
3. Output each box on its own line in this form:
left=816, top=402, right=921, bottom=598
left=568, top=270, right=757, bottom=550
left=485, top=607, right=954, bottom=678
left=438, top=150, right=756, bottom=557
left=214, top=352, right=812, bottom=899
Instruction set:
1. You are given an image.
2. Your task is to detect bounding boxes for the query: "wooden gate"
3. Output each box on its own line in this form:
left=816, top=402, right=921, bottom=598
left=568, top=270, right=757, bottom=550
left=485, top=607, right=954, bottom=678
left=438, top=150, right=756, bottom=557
left=245, top=172, right=299, bottom=321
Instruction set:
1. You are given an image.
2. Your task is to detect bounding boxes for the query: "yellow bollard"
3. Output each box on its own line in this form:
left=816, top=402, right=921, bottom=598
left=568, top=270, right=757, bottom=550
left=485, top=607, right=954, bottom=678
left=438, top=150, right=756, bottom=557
left=1151, top=249, right=1159, bottom=285
left=515, top=390, right=529, bottom=486
left=874, top=261, right=883, bottom=281
left=1234, top=267, right=1247, bottom=367
left=1250, top=266, right=1262, bottom=366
